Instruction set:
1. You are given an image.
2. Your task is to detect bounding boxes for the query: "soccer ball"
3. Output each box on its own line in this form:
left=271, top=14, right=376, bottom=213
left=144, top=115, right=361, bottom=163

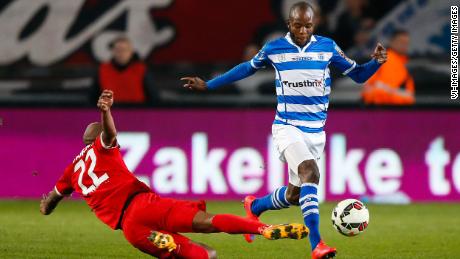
left=331, top=199, right=369, bottom=237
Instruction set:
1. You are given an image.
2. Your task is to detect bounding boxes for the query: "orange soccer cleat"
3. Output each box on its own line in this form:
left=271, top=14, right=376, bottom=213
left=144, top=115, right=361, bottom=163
left=311, top=240, right=337, bottom=259
left=148, top=231, right=177, bottom=252
left=261, top=223, right=309, bottom=240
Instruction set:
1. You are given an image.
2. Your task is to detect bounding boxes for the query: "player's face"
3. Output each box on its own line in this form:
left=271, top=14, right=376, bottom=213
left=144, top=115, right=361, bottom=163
left=288, top=8, right=315, bottom=47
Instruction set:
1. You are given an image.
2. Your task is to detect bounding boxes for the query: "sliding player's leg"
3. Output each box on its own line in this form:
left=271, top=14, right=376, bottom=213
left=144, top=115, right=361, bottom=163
left=190, top=210, right=308, bottom=240
left=148, top=194, right=306, bottom=240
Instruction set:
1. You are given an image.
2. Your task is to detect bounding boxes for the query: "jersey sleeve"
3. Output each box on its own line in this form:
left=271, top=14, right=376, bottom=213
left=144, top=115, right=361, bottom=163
left=55, top=165, right=74, bottom=196
left=330, top=41, right=357, bottom=75
left=250, top=44, right=271, bottom=69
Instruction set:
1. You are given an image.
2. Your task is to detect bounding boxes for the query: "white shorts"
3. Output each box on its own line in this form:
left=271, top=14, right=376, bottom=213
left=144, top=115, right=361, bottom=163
left=272, top=124, right=326, bottom=187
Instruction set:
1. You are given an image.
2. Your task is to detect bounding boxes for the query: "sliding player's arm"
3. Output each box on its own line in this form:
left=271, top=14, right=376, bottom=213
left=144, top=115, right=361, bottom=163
left=331, top=42, right=387, bottom=84
left=181, top=44, right=270, bottom=91
left=40, top=189, right=64, bottom=215
left=97, top=90, right=117, bottom=147
left=41, top=165, right=74, bottom=215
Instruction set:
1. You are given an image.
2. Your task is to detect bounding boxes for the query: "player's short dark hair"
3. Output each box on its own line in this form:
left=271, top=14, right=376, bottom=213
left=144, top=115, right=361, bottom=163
left=390, top=29, right=409, bottom=40
left=109, top=35, right=131, bottom=49
left=289, top=1, right=315, bottom=19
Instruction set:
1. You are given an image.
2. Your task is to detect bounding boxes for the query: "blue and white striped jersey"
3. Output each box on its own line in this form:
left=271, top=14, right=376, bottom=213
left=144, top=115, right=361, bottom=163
left=250, top=33, right=357, bottom=133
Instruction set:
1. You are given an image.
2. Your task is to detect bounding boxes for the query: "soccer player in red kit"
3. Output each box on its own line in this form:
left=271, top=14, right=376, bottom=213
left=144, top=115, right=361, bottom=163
left=40, top=90, right=308, bottom=259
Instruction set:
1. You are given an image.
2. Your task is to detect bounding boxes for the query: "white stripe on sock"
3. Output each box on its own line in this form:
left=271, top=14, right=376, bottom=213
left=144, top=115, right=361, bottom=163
left=299, top=194, right=318, bottom=203
left=278, top=198, right=289, bottom=207
left=275, top=188, right=290, bottom=207
left=302, top=209, right=319, bottom=217
left=300, top=201, right=319, bottom=210
left=276, top=198, right=289, bottom=208
left=301, top=183, right=318, bottom=188
left=283, top=189, right=291, bottom=205
left=271, top=188, right=282, bottom=208
left=271, top=196, right=281, bottom=209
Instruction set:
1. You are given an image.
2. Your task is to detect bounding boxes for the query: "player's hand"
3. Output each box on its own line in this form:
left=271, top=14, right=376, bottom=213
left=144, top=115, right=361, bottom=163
left=97, top=90, right=114, bottom=112
left=40, top=193, right=50, bottom=215
left=371, top=42, right=387, bottom=64
left=180, top=77, right=207, bottom=91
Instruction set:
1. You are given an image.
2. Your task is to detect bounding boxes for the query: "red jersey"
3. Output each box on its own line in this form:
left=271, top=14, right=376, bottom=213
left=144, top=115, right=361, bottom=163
left=55, top=135, right=151, bottom=229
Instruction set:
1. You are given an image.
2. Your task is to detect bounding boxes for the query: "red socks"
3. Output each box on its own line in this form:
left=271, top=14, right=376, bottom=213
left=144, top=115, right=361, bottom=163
left=211, top=214, right=266, bottom=234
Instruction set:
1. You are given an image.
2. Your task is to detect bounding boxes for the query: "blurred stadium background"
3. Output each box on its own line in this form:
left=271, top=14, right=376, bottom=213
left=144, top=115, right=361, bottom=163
left=0, top=0, right=458, bottom=258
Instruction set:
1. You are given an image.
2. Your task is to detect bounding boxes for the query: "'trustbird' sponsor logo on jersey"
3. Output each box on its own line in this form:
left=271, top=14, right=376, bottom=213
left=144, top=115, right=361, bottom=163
left=282, top=80, right=323, bottom=87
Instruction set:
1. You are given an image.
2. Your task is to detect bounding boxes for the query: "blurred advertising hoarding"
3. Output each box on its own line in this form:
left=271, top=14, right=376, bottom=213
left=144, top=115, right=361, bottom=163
left=1, top=109, right=459, bottom=202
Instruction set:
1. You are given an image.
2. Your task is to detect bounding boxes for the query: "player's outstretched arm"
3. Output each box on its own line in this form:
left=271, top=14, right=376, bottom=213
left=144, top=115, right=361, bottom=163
left=347, top=43, right=388, bottom=83
left=40, top=189, right=63, bottom=215
left=181, top=76, right=208, bottom=91
left=181, top=61, right=257, bottom=91
left=97, top=90, right=117, bottom=147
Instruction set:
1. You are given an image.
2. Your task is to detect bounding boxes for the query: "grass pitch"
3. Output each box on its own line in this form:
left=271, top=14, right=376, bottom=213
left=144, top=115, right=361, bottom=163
left=0, top=200, right=459, bottom=258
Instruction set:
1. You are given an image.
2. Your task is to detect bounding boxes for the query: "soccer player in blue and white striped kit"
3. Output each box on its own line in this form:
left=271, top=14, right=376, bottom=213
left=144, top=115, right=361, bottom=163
left=182, top=2, right=387, bottom=258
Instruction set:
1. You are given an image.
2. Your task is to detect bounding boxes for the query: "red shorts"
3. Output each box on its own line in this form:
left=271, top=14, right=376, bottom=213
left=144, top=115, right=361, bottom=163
left=121, top=192, right=208, bottom=258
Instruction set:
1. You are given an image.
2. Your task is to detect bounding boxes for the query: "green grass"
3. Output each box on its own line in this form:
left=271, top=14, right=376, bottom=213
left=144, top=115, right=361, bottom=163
left=0, top=200, right=459, bottom=258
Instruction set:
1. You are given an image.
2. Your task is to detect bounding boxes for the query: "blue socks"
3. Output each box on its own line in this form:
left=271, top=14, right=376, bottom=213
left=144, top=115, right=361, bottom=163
left=251, top=186, right=291, bottom=216
left=299, top=183, right=321, bottom=250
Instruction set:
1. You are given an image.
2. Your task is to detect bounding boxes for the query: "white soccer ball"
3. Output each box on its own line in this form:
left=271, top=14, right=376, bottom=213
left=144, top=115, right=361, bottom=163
left=331, top=199, right=369, bottom=237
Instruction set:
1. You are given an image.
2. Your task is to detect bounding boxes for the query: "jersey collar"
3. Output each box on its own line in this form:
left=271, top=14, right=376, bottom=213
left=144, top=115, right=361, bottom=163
left=285, top=33, right=317, bottom=53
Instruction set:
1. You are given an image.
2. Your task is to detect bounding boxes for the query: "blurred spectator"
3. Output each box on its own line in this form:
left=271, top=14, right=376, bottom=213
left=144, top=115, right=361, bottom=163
left=334, top=0, right=376, bottom=50
left=362, top=30, right=415, bottom=105
left=346, top=21, right=375, bottom=61
left=97, top=36, right=157, bottom=105
left=311, top=4, right=333, bottom=38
